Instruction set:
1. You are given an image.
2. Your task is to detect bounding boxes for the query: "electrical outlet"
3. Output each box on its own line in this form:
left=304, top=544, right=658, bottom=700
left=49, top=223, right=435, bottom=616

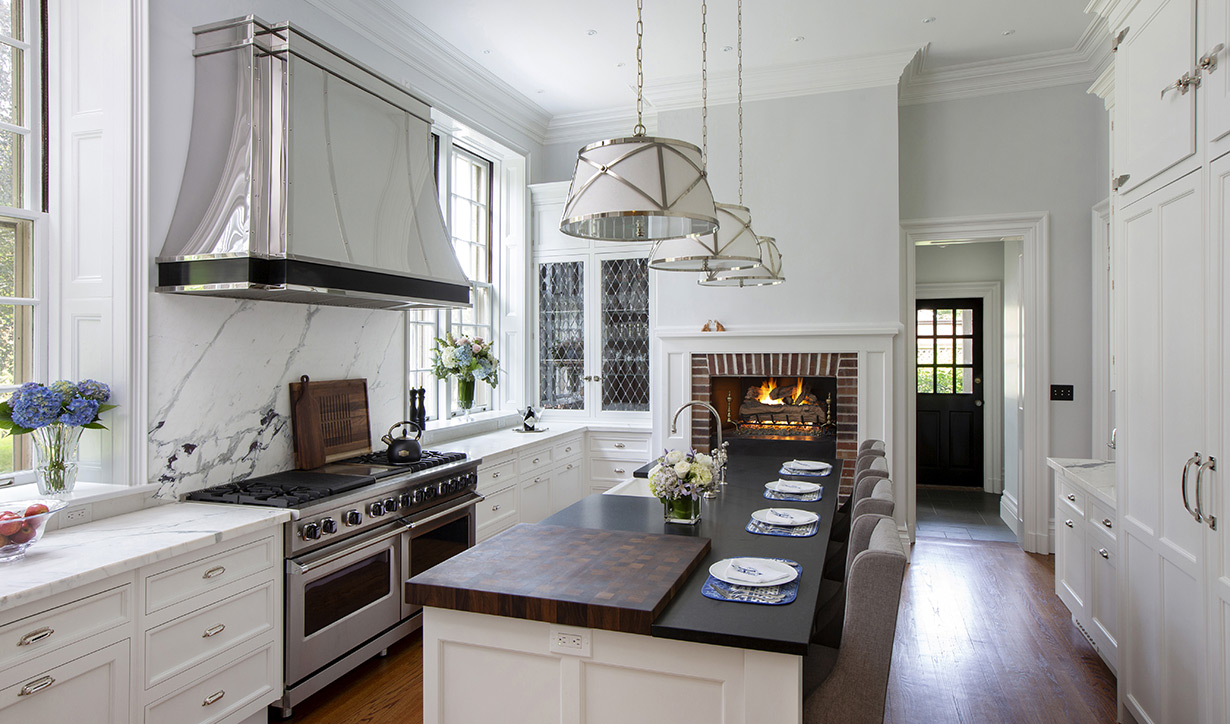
left=1050, top=384, right=1074, bottom=401
left=549, top=626, right=591, bottom=657
left=63, top=505, right=92, bottom=527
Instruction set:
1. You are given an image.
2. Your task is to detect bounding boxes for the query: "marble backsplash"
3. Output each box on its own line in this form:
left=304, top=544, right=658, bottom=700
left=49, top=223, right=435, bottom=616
left=148, top=295, right=405, bottom=499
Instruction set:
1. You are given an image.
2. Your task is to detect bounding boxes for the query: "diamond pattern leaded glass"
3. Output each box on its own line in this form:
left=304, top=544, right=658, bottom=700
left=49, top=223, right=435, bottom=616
left=539, top=261, right=585, bottom=410
left=600, top=258, right=649, bottom=411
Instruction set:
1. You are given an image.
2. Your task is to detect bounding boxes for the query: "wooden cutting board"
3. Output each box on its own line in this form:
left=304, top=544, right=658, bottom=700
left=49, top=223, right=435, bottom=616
left=405, top=524, right=711, bottom=635
left=289, top=376, right=371, bottom=469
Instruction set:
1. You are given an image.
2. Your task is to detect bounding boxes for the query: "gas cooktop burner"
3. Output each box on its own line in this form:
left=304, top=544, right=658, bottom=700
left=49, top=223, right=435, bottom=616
left=342, top=449, right=467, bottom=470
left=185, top=471, right=375, bottom=508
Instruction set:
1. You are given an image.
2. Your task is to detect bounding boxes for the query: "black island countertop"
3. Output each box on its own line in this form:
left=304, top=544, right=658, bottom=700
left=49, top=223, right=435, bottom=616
left=542, top=452, right=840, bottom=655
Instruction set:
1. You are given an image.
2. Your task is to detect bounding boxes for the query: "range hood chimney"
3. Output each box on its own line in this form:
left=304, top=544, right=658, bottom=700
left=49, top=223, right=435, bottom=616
left=157, top=16, right=471, bottom=310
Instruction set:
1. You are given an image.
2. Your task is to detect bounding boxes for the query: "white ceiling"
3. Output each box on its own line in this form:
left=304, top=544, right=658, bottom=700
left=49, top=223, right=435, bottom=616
left=389, top=0, right=1097, bottom=117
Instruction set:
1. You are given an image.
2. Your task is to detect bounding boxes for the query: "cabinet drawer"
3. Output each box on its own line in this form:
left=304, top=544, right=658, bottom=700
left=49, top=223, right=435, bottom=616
left=145, top=580, right=276, bottom=688
left=478, top=458, right=517, bottom=492
left=1088, top=499, right=1116, bottom=541
left=519, top=446, right=554, bottom=477
left=1057, top=479, right=1085, bottom=516
left=553, top=436, right=583, bottom=462
left=145, top=536, right=277, bottom=615
left=0, top=639, right=130, bottom=723
left=588, top=433, right=650, bottom=457
left=590, top=458, right=637, bottom=483
left=0, top=583, right=131, bottom=672
left=145, top=643, right=276, bottom=724
left=476, top=484, right=518, bottom=532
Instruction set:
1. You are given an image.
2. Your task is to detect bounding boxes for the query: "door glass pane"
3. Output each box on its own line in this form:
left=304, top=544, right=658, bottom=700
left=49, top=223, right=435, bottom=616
left=410, top=515, right=470, bottom=577
left=955, top=338, right=972, bottom=364
left=539, top=261, right=585, bottom=410
left=917, top=340, right=934, bottom=364
left=303, top=549, right=391, bottom=637
left=917, top=367, right=934, bottom=393
left=936, top=309, right=954, bottom=336
left=600, top=257, right=649, bottom=412
left=916, top=308, right=933, bottom=336
left=956, top=367, right=973, bottom=394
left=956, top=308, right=975, bottom=336
left=936, top=367, right=954, bottom=394
left=936, top=338, right=954, bottom=364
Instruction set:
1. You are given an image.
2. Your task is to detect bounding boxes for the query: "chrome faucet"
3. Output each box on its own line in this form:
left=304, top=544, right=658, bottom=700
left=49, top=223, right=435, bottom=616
left=670, top=400, right=729, bottom=491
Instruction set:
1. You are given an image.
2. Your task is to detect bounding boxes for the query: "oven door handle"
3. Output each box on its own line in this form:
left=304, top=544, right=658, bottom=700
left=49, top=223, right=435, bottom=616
left=289, top=520, right=410, bottom=575
left=408, top=493, right=485, bottom=530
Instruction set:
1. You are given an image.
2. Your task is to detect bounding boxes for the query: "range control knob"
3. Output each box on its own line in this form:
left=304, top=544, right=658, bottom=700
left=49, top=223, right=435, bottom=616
left=412, top=489, right=425, bottom=504
left=398, top=493, right=413, bottom=508
left=369, top=501, right=385, bottom=517
left=384, top=497, right=399, bottom=512
left=302, top=522, right=321, bottom=540
left=321, top=517, right=337, bottom=535
left=344, top=510, right=362, bottom=526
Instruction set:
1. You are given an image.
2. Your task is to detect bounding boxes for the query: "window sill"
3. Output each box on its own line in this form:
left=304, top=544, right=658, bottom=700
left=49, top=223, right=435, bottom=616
left=0, top=481, right=160, bottom=506
left=422, top=410, right=522, bottom=447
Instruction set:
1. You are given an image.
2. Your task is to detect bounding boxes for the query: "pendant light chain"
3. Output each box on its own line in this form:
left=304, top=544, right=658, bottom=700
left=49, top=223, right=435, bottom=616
left=700, top=0, right=708, bottom=170
left=737, top=0, right=743, bottom=204
left=634, top=0, right=646, bottom=136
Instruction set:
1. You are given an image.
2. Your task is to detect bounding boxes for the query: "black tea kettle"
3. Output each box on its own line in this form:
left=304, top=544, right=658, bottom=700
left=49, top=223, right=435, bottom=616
left=382, top=421, right=422, bottom=463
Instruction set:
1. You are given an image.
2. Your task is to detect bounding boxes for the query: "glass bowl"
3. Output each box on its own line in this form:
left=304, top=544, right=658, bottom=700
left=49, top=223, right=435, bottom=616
left=0, top=499, right=68, bottom=563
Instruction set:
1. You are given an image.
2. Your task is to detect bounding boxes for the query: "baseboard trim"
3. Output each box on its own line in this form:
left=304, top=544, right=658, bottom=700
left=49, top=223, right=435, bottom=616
left=1000, top=491, right=1021, bottom=540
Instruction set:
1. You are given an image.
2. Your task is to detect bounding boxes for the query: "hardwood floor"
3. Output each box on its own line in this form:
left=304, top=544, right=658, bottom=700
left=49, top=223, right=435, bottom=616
left=272, top=538, right=1116, bottom=724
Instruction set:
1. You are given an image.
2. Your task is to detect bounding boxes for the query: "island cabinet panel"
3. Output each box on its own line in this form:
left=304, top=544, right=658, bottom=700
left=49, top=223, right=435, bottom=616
left=0, top=639, right=131, bottom=723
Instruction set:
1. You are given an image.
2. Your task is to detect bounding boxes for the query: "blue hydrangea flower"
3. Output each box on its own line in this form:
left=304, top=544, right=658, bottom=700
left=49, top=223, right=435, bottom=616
left=77, top=379, right=111, bottom=402
left=474, top=358, right=493, bottom=380
left=58, top=398, right=99, bottom=427
left=6, top=382, right=37, bottom=411
left=454, top=344, right=473, bottom=366
left=50, top=380, right=77, bottom=403
left=11, top=385, right=63, bottom=429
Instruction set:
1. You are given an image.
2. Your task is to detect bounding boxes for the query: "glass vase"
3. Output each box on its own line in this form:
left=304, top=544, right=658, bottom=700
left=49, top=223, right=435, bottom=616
left=457, top=377, right=475, bottom=421
left=662, top=495, right=701, bottom=525
left=32, top=423, right=83, bottom=497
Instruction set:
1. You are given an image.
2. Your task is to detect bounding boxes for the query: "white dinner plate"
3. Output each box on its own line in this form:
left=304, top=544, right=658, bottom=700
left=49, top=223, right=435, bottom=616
left=765, top=480, right=821, bottom=494
left=708, top=558, right=799, bottom=587
left=751, top=508, right=820, bottom=526
left=785, top=459, right=831, bottom=472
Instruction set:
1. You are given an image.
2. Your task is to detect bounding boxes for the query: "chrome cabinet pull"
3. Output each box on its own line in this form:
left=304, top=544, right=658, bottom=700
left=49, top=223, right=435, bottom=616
left=614, top=442, right=626, bottom=449
left=1182, top=453, right=1203, bottom=522
left=1101, top=518, right=1113, bottom=529
left=566, top=463, right=574, bottom=470
left=1066, top=493, right=1076, bottom=502
left=1099, top=548, right=1110, bottom=560
left=1197, top=456, right=1217, bottom=530
left=532, top=457, right=540, bottom=464
left=565, top=446, right=572, bottom=453
left=491, top=504, right=501, bottom=512
left=202, top=623, right=226, bottom=638
left=1065, top=519, right=1074, bottom=528
left=18, top=675, right=54, bottom=696
left=202, top=690, right=225, bottom=706
left=491, top=471, right=500, bottom=479
left=614, top=468, right=626, bottom=474
left=1161, top=71, right=1197, bottom=99
left=1199, top=43, right=1224, bottom=74
left=17, top=627, right=54, bottom=646
left=202, top=565, right=226, bottom=580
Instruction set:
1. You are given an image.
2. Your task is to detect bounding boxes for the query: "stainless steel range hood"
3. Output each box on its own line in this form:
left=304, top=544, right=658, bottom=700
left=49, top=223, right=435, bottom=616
left=157, top=16, right=471, bottom=310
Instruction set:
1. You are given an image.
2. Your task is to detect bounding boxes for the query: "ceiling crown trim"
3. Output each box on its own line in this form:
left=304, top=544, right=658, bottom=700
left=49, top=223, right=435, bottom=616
left=545, top=108, right=659, bottom=148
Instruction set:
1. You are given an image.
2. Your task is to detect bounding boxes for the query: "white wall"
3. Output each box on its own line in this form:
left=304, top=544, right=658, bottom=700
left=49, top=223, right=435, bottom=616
left=915, top=242, right=1004, bottom=284
left=899, top=83, right=1109, bottom=459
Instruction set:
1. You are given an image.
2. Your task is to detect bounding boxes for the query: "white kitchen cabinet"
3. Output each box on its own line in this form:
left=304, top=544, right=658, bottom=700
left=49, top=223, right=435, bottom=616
left=1056, top=495, right=1088, bottom=616
left=1204, top=0, right=1230, bottom=158
left=1088, top=525, right=1119, bottom=673
left=0, top=639, right=131, bottom=723
left=549, top=458, right=584, bottom=512
left=1209, top=150, right=1230, bottom=724
left=520, top=470, right=551, bottom=524
left=587, top=431, right=652, bottom=494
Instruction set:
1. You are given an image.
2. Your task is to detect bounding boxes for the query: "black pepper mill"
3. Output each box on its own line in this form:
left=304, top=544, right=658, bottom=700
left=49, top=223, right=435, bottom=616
left=408, top=388, right=422, bottom=431
left=413, top=387, right=427, bottom=431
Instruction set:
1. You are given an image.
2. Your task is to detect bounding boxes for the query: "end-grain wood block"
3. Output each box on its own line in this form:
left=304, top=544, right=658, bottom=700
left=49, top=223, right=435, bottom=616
left=406, top=524, right=711, bottom=635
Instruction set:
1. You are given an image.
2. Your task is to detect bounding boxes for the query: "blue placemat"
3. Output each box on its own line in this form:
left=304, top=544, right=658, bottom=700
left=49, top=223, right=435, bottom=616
left=746, top=517, right=820, bottom=537
left=764, top=487, right=822, bottom=502
left=701, top=559, right=801, bottom=605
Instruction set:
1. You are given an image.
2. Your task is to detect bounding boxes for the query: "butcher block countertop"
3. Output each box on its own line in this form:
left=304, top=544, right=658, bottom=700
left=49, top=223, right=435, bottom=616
left=406, top=524, right=711, bottom=635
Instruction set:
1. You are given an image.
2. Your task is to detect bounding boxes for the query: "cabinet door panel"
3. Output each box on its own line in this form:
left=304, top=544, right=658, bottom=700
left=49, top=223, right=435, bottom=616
left=0, top=640, right=130, bottom=723
left=521, top=473, right=551, bottom=524
left=1211, top=152, right=1230, bottom=724
left=1115, top=0, right=1198, bottom=195
left=549, top=460, right=584, bottom=513
left=1204, top=0, right=1230, bottom=154
left=537, top=259, right=587, bottom=412
left=597, top=255, right=650, bottom=413
left=1057, top=510, right=1087, bottom=613
left=1088, top=534, right=1119, bottom=671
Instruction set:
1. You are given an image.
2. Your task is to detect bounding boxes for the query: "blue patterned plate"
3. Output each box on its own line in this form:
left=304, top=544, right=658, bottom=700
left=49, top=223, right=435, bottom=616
left=702, top=559, right=801, bottom=605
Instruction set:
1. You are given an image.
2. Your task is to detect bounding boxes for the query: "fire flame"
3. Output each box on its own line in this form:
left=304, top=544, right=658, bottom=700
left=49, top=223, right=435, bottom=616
left=755, top=377, right=806, bottom=405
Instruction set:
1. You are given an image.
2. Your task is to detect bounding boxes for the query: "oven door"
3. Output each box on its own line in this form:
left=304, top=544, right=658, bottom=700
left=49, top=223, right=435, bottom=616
left=401, top=491, right=481, bottom=619
left=286, top=520, right=407, bottom=685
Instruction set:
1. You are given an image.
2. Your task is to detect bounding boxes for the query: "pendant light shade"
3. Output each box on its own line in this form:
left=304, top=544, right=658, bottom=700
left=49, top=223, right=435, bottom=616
left=560, top=136, right=719, bottom=242
left=650, top=202, right=761, bottom=272
left=699, top=236, right=784, bottom=287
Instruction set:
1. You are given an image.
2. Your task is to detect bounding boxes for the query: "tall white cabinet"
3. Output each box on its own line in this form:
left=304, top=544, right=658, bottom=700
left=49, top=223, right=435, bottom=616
left=1091, top=0, right=1230, bottom=721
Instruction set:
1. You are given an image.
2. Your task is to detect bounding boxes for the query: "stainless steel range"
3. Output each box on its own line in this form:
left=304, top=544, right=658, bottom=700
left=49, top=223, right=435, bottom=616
left=187, top=449, right=481, bottom=718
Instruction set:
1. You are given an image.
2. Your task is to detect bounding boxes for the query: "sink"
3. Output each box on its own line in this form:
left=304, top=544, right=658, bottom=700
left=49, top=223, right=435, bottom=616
left=603, top=477, right=656, bottom=498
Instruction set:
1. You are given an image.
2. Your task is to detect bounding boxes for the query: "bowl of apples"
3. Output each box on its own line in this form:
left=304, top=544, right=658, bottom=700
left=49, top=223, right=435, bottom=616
left=0, top=500, right=68, bottom=563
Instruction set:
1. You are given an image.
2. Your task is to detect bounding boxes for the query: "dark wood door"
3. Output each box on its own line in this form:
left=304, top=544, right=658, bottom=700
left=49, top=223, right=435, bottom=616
left=916, top=299, right=984, bottom=487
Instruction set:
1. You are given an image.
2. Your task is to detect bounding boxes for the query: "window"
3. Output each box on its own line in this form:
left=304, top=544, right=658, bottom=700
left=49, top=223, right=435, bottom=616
left=916, top=306, right=976, bottom=394
left=409, top=136, right=496, bottom=420
left=0, top=0, right=40, bottom=475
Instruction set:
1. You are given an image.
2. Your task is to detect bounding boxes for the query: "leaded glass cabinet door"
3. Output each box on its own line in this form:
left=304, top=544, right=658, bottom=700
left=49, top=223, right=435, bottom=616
left=598, top=256, right=649, bottom=413
left=538, top=260, right=586, bottom=410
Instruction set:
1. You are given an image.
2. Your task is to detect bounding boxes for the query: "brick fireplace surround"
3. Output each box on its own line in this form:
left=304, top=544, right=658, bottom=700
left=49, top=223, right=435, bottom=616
left=690, top=353, right=859, bottom=497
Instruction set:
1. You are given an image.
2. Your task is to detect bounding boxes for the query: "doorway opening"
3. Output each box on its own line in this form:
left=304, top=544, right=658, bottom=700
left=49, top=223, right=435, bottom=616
left=915, top=298, right=984, bottom=487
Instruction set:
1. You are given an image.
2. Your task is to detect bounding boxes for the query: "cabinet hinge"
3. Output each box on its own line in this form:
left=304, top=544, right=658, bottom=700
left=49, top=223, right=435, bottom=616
left=1111, top=173, right=1131, bottom=192
left=1111, top=27, right=1129, bottom=53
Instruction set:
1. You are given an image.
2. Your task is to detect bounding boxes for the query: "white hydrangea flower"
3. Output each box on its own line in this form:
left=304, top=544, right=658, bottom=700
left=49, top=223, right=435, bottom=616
left=441, top=348, right=456, bottom=367
left=666, top=449, right=684, bottom=464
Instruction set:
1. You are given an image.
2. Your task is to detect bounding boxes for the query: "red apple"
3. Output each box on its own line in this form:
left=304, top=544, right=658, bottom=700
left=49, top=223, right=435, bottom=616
left=8, top=521, right=36, bottom=544
left=0, top=512, right=21, bottom=537
left=24, top=503, right=49, bottom=518
left=0, top=533, right=9, bottom=547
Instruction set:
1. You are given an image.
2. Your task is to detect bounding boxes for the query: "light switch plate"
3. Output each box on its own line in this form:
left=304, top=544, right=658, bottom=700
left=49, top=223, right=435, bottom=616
left=549, top=626, right=591, bottom=657
left=1050, top=384, right=1074, bottom=401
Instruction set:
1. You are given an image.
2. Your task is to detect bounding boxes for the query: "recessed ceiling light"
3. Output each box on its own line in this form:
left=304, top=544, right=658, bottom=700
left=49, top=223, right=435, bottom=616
left=587, top=29, right=598, bottom=36
left=922, top=16, right=936, bottom=24
left=536, top=89, right=545, bottom=94
left=792, top=36, right=805, bottom=42
left=723, top=45, right=733, bottom=52
left=616, top=61, right=626, bottom=68
left=1002, top=29, right=1016, bottom=36
left=482, top=49, right=492, bottom=55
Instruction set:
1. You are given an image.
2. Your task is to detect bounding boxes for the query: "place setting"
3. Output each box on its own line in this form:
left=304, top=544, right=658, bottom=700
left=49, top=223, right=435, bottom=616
left=701, top=557, right=802, bottom=605
left=779, top=458, right=833, bottom=480
left=764, top=478, right=823, bottom=502
left=745, top=507, right=820, bottom=537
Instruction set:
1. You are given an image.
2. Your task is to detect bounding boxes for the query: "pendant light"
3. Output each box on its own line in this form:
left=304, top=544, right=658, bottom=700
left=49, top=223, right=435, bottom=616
left=700, top=0, right=785, bottom=288
left=649, top=0, right=760, bottom=272
left=560, top=0, right=719, bottom=243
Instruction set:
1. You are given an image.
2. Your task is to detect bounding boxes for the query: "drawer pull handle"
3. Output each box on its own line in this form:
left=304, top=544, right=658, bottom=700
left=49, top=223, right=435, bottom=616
left=1066, top=493, right=1076, bottom=502
left=202, top=565, right=226, bottom=580
left=1099, top=548, right=1110, bottom=560
left=492, top=504, right=501, bottom=512
left=1065, top=519, right=1074, bottom=528
left=534, top=477, right=542, bottom=484
left=492, top=471, right=500, bottom=479
left=203, top=690, right=226, bottom=707
left=614, top=442, right=626, bottom=449
left=533, top=457, right=540, bottom=464
left=17, top=627, right=54, bottom=646
left=202, top=623, right=226, bottom=638
left=614, top=468, right=626, bottom=474
left=565, top=446, right=572, bottom=453
left=18, top=675, right=54, bottom=697
left=1102, top=518, right=1113, bottom=529
left=567, top=463, right=574, bottom=470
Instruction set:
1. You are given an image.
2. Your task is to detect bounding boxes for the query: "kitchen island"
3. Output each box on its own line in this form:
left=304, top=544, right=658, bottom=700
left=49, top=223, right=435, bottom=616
left=407, top=453, right=840, bottom=724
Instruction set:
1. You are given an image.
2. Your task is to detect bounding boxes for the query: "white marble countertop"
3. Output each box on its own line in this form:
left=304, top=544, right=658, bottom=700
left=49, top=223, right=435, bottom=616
left=0, top=502, right=291, bottom=614
left=1048, top=457, right=1116, bottom=507
left=440, top=422, right=594, bottom=462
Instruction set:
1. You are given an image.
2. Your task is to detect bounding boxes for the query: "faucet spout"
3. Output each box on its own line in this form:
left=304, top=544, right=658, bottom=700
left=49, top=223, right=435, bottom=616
left=670, top=400, right=728, bottom=488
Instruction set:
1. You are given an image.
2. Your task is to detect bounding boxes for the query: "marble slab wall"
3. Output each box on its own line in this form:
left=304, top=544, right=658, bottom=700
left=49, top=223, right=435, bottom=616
left=148, top=294, right=405, bottom=499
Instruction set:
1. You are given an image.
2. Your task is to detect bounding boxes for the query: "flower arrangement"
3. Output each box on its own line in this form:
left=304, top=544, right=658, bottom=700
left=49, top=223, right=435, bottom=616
left=431, top=332, right=499, bottom=387
left=648, top=448, right=717, bottom=501
left=0, top=380, right=115, bottom=496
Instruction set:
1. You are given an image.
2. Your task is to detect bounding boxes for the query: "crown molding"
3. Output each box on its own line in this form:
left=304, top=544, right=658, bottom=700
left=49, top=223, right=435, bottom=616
left=899, top=16, right=1111, bottom=106
left=1084, top=0, right=1139, bottom=31
left=641, top=47, right=920, bottom=113
left=1088, top=63, right=1115, bottom=109
left=304, top=0, right=552, bottom=147
left=544, top=107, right=659, bottom=147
